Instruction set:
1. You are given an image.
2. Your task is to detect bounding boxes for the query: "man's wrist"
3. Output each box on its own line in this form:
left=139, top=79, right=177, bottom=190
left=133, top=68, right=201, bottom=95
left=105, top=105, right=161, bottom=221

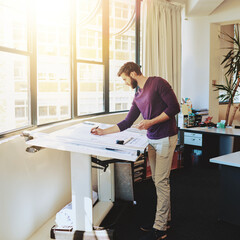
left=102, top=129, right=106, bottom=135
left=150, top=118, right=157, bottom=125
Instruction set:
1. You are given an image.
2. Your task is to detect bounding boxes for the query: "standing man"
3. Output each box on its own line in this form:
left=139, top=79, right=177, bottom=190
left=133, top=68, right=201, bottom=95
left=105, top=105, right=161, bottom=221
left=91, top=62, right=180, bottom=240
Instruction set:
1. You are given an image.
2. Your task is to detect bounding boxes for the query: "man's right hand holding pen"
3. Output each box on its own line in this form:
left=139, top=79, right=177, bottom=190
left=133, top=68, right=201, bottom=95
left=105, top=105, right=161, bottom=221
left=90, top=125, right=120, bottom=135
left=90, top=126, right=103, bottom=135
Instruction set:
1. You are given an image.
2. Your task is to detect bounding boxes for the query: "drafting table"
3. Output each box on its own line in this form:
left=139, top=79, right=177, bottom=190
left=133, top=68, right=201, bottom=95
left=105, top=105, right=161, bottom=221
left=26, top=121, right=148, bottom=233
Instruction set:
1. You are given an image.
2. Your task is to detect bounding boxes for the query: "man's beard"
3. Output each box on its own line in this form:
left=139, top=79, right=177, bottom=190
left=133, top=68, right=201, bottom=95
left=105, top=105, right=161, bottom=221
left=130, top=77, right=138, bottom=89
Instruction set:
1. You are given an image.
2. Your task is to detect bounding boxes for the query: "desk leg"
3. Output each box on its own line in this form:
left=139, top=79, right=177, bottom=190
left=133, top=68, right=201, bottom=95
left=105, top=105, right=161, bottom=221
left=71, top=152, right=92, bottom=231
left=98, top=164, right=115, bottom=202
left=219, top=165, right=240, bottom=226
left=219, top=135, right=234, bottom=155
left=183, top=145, right=193, bottom=167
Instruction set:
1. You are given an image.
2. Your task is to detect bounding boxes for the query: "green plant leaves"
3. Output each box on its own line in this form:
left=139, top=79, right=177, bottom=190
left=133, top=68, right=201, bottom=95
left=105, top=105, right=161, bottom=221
left=220, top=27, right=240, bottom=79
left=217, top=26, right=240, bottom=104
left=214, top=76, right=239, bottom=103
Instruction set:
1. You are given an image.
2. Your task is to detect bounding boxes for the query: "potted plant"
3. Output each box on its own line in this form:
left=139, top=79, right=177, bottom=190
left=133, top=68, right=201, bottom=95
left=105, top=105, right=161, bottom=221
left=214, top=25, right=240, bottom=126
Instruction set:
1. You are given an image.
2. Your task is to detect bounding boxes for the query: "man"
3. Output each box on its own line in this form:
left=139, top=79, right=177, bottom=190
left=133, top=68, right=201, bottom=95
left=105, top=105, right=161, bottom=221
left=91, top=62, right=180, bottom=240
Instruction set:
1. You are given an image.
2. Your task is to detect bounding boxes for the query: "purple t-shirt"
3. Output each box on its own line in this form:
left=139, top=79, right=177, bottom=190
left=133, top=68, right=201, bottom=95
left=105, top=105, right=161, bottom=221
left=117, top=76, right=180, bottom=139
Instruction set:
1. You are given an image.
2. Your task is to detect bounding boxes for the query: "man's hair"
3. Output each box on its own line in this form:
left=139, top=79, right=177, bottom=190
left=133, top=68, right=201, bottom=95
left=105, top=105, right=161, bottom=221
left=117, top=62, right=142, bottom=77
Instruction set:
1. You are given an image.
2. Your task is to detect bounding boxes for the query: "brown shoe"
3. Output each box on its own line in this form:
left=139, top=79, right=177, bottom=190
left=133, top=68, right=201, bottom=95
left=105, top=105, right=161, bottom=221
left=140, top=221, right=170, bottom=232
left=139, top=229, right=167, bottom=240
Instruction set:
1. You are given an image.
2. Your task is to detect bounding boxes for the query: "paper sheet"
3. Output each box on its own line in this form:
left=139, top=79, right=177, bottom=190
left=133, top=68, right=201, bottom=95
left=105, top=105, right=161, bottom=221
left=49, top=121, right=148, bottom=151
left=27, top=121, right=148, bottom=160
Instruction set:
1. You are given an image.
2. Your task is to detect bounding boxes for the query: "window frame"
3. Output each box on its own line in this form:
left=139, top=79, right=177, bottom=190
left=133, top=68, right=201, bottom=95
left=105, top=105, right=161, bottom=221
left=0, top=0, right=141, bottom=137
left=0, top=0, right=32, bottom=135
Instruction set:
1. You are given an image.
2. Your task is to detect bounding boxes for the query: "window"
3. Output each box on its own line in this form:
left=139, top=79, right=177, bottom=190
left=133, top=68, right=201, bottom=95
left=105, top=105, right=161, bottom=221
left=76, top=0, right=104, bottom=116
left=0, top=0, right=29, bottom=133
left=15, top=99, right=28, bottom=120
left=60, top=106, right=69, bottom=115
left=76, top=0, right=102, bottom=62
left=0, top=0, right=28, bottom=51
left=0, top=0, right=141, bottom=135
left=109, top=0, right=136, bottom=112
left=219, top=24, right=240, bottom=103
left=77, top=63, right=104, bottom=115
left=36, top=0, right=71, bottom=125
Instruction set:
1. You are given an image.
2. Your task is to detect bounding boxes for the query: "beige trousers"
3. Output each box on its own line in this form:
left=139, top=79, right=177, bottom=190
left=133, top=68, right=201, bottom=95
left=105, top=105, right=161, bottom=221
left=148, top=134, right=178, bottom=231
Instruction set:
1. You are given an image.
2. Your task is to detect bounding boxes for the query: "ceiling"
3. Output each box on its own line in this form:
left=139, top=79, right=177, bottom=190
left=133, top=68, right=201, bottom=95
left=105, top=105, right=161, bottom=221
left=170, top=0, right=225, bottom=16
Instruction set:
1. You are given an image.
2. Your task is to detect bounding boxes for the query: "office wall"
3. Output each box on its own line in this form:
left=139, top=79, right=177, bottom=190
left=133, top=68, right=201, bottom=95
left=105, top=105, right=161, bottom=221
left=181, top=0, right=240, bottom=122
left=0, top=112, right=128, bottom=240
left=0, top=137, right=71, bottom=240
left=181, top=17, right=210, bottom=110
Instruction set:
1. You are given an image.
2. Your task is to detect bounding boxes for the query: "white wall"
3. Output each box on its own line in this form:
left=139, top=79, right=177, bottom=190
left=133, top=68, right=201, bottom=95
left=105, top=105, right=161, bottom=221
left=181, top=0, right=240, bottom=122
left=0, top=112, right=128, bottom=240
left=181, top=17, right=210, bottom=110
left=0, top=137, right=71, bottom=240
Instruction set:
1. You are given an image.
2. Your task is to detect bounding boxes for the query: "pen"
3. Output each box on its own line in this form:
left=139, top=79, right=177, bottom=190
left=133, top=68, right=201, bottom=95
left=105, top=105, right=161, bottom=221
left=91, top=126, right=99, bottom=133
left=105, top=147, right=116, bottom=151
left=124, top=137, right=133, bottom=145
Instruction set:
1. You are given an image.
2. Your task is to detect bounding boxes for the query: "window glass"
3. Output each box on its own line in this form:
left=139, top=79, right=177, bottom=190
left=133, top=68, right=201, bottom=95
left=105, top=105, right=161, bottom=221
left=109, top=0, right=136, bottom=112
left=36, top=0, right=71, bottom=124
left=219, top=24, right=240, bottom=103
left=0, top=0, right=28, bottom=51
left=0, top=0, right=141, bottom=135
left=77, top=63, right=104, bottom=115
left=76, top=0, right=102, bottom=61
left=0, top=52, right=30, bottom=132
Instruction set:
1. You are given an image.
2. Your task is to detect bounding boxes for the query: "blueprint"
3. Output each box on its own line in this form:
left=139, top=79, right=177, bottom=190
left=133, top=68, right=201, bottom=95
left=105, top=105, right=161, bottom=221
left=26, top=121, right=149, bottom=161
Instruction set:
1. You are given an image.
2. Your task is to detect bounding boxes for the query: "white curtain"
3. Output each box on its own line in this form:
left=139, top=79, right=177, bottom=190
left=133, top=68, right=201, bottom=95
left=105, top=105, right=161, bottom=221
left=142, top=0, right=182, bottom=101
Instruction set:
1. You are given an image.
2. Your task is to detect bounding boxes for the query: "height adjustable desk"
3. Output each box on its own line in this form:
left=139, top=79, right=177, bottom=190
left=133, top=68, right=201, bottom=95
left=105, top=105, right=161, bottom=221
left=26, top=121, right=148, bottom=236
left=179, top=126, right=240, bottom=226
left=210, top=152, right=240, bottom=226
left=179, top=126, right=240, bottom=167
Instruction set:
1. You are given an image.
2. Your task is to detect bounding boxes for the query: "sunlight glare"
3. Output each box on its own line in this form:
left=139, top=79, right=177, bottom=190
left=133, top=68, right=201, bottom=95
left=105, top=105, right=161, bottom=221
left=36, top=0, right=68, bottom=24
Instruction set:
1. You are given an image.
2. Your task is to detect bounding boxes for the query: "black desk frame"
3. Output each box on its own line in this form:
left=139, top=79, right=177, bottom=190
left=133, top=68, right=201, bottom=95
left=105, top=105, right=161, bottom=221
left=179, top=127, right=240, bottom=168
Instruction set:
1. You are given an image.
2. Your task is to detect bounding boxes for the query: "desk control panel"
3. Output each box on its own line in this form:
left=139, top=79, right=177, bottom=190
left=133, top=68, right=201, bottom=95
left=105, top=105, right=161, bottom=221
left=184, top=132, right=202, bottom=147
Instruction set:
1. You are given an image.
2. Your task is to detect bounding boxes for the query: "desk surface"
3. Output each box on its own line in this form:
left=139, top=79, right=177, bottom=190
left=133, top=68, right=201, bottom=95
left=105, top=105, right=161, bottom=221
left=180, top=126, right=240, bottom=137
left=27, top=121, right=148, bottom=161
left=210, top=151, right=240, bottom=168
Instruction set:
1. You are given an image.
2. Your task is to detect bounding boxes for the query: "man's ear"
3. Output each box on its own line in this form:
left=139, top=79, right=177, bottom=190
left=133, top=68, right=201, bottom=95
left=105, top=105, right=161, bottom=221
left=130, top=71, right=136, bottom=78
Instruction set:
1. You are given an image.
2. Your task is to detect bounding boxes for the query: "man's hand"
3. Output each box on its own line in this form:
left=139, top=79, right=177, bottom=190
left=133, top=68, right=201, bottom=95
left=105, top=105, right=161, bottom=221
left=137, top=119, right=153, bottom=130
left=136, top=112, right=170, bottom=130
left=91, top=127, right=105, bottom=135
left=90, top=124, right=120, bottom=135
